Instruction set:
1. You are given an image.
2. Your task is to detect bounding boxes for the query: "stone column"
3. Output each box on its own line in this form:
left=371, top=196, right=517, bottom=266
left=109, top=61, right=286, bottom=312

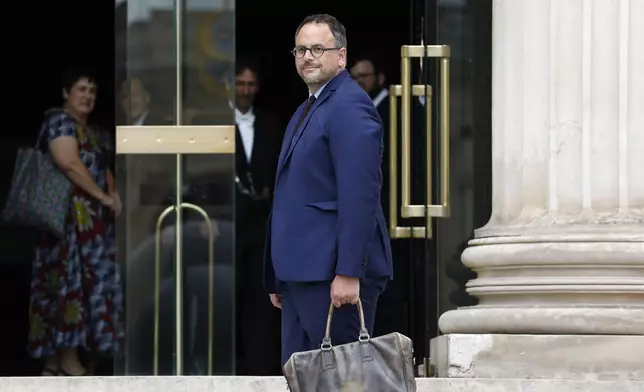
left=431, top=0, right=644, bottom=380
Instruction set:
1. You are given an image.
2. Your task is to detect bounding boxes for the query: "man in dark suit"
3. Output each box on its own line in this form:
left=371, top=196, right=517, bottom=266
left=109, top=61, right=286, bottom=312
left=263, top=14, right=393, bottom=365
left=193, top=60, right=283, bottom=375
left=230, top=61, right=283, bottom=375
left=349, top=56, right=393, bottom=225
left=350, top=56, right=408, bottom=337
left=350, top=56, right=390, bottom=127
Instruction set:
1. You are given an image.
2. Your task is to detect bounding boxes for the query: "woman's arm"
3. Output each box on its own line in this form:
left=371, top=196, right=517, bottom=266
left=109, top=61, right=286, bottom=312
left=49, top=137, right=107, bottom=201
left=106, top=169, right=116, bottom=195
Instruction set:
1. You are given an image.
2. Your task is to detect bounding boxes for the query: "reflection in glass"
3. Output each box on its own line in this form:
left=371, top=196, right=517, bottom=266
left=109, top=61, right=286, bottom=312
left=115, top=154, right=178, bottom=375
left=115, top=0, right=235, bottom=375
left=435, top=0, right=491, bottom=315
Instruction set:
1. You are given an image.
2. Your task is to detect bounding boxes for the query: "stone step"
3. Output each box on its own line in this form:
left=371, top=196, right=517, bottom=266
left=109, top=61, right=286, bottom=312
left=430, top=334, right=644, bottom=380
left=1, top=376, right=642, bottom=392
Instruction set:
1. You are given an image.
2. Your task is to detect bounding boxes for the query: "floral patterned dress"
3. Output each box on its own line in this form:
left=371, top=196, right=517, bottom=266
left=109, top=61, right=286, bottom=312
left=28, top=109, right=123, bottom=358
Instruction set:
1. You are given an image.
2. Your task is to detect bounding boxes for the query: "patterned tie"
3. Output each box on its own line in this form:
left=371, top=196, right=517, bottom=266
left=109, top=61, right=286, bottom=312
left=290, top=95, right=317, bottom=147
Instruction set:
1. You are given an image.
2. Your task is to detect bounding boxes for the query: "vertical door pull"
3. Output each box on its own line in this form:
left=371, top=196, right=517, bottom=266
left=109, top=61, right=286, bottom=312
left=389, top=45, right=451, bottom=239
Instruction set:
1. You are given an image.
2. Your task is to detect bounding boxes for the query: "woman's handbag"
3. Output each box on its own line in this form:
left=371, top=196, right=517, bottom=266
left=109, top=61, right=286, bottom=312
left=1, top=133, right=73, bottom=239
left=283, top=299, right=417, bottom=392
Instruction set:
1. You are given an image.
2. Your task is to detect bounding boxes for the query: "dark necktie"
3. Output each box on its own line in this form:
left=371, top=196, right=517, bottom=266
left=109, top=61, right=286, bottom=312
left=290, top=95, right=317, bottom=147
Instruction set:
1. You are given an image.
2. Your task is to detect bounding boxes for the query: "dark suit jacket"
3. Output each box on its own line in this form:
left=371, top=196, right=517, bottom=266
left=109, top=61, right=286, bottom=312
left=234, top=108, right=282, bottom=224
left=374, top=93, right=392, bottom=223
left=192, top=107, right=282, bottom=226
left=264, top=70, right=394, bottom=292
left=375, top=93, right=390, bottom=133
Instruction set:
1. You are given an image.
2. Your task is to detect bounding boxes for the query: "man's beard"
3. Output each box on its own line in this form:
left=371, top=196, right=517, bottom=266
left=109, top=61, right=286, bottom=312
left=300, top=67, right=331, bottom=85
left=369, top=85, right=383, bottom=99
left=302, top=75, right=325, bottom=85
left=236, top=96, right=253, bottom=112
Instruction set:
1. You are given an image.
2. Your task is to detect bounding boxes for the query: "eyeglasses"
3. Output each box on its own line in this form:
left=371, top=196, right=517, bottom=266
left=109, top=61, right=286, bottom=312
left=291, top=45, right=342, bottom=59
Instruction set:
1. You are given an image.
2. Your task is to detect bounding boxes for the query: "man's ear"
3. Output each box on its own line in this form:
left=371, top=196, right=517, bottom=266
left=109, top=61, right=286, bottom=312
left=339, top=47, right=348, bottom=68
left=62, top=88, right=69, bottom=100
left=378, top=72, right=386, bottom=86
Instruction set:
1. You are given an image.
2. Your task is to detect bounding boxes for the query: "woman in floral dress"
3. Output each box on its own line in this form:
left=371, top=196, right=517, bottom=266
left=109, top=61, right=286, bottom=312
left=28, top=70, right=124, bottom=376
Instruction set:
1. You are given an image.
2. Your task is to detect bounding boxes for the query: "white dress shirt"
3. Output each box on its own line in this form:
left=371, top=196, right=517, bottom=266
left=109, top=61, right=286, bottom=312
left=133, top=111, right=149, bottom=126
left=235, top=106, right=255, bottom=163
left=372, top=89, right=388, bottom=108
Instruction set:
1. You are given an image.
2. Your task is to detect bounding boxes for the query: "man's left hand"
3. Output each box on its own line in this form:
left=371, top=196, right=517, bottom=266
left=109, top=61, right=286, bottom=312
left=330, top=275, right=360, bottom=308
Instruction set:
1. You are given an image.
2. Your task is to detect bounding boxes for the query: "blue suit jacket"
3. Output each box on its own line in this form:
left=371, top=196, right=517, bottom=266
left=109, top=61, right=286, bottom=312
left=263, top=70, right=393, bottom=293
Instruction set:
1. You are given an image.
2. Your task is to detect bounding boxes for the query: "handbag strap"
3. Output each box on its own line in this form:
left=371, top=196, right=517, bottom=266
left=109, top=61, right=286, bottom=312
left=34, top=126, right=48, bottom=150
left=321, top=298, right=370, bottom=350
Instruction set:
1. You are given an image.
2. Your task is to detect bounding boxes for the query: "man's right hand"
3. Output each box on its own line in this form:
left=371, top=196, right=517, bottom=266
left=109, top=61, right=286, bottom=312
left=269, top=293, right=282, bottom=309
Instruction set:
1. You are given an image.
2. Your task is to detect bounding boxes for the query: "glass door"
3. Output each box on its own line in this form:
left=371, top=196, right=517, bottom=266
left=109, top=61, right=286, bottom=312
left=114, top=0, right=236, bottom=376
left=388, top=0, right=492, bottom=376
left=387, top=0, right=450, bottom=376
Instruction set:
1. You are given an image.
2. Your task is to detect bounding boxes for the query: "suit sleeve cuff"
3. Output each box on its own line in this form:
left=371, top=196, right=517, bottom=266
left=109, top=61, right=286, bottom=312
left=335, top=263, right=366, bottom=279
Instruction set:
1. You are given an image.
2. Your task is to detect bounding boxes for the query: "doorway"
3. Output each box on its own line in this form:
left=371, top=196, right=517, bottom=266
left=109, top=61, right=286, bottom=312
left=0, top=0, right=492, bottom=378
left=237, top=0, right=492, bottom=373
left=0, top=1, right=115, bottom=376
left=114, top=0, right=492, bottom=375
left=378, top=0, right=493, bottom=373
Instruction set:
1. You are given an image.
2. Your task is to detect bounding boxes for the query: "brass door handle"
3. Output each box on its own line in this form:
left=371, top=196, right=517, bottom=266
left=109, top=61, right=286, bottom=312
left=153, top=203, right=216, bottom=375
left=389, top=45, right=451, bottom=239
left=180, top=203, right=216, bottom=376
left=153, top=206, right=174, bottom=375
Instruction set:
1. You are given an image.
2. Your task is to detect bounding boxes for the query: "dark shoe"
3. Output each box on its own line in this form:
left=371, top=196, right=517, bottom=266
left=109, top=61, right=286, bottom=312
left=41, top=367, right=59, bottom=376
left=85, top=359, right=98, bottom=376
left=58, top=366, right=89, bottom=377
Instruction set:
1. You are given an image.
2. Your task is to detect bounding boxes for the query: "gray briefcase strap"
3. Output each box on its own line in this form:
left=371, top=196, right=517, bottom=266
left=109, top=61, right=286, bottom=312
left=320, top=298, right=374, bottom=369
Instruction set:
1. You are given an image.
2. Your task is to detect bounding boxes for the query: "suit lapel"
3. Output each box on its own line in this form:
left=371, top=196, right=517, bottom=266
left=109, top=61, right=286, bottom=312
left=284, top=91, right=328, bottom=157
left=276, top=70, right=350, bottom=177
left=249, top=113, right=263, bottom=167
left=234, top=124, right=247, bottom=169
left=277, top=101, right=306, bottom=169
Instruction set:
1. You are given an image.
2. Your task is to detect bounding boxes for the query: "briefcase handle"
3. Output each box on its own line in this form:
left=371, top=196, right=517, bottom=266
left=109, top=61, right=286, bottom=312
left=321, top=298, right=370, bottom=350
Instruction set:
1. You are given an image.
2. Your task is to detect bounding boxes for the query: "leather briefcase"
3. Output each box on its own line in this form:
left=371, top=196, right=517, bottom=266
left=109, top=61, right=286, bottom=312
left=283, top=298, right=417, bottom=392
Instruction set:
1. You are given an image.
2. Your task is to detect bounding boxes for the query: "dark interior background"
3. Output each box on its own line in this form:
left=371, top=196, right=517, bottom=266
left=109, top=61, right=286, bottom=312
left=0, top=1, right=115, bottom=376
left=236, top=3, right=410, bottom=126
left=1, top=0, right=494, bottom=376
left=0, top=0, right=414, bottom=376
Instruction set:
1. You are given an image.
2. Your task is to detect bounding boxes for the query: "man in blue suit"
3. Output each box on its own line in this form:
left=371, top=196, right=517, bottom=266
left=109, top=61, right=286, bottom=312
left=263, top=13, right=394, bottom=365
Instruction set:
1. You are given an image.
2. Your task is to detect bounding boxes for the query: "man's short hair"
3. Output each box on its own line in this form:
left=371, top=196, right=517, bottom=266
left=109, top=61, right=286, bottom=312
left=235, top=58, right=261, bottom=82
left=295, top=14, right=347, bottom=49
left=349, top=55, right=383, bottom=76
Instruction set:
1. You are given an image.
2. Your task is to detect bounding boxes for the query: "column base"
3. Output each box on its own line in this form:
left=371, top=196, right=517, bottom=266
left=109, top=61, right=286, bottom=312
left=430, top=334, right=644, bottom=381
left=439, top=307, right=644, bottom=335
left=439, top=230, right=644, bottom=335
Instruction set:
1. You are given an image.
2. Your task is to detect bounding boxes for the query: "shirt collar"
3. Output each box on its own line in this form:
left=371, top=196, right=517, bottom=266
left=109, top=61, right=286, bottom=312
left=229, top=100, right=254, bottom=119
left=309, top=78, right=332, bottom=99
left=372, top=89, right=388, bottom=107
